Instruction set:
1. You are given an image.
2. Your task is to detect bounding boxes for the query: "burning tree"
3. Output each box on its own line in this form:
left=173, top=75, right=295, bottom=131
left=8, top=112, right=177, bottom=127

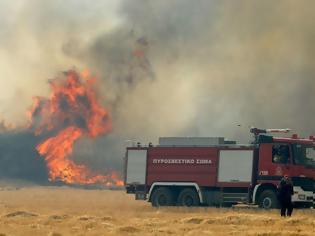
left=29, top=69, right=123, bottom=186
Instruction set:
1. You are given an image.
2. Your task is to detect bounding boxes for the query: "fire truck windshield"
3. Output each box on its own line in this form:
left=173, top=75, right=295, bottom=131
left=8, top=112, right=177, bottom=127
left=293, top=144, right=315, bottom=168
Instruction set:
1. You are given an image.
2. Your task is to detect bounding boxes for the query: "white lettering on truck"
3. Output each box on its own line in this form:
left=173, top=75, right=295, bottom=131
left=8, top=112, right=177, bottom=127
left=152, top=158, right=212, bottom=165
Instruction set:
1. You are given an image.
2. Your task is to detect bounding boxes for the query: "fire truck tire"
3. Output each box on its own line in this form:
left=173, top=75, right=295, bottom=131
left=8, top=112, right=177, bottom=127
left=151, top=187, right=175, bottom=207
left=177, top=188, right=200, bottom=207
left=258, top=190, right=279, bottom=209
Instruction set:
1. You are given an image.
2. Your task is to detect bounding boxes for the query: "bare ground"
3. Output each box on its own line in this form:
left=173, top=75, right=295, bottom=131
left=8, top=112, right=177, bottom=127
left=0, top=186, right=314, bottom=236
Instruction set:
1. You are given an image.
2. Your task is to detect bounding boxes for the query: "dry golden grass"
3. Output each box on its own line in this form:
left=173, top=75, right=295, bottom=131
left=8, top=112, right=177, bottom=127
left=0, top=185, right=314, bottom=236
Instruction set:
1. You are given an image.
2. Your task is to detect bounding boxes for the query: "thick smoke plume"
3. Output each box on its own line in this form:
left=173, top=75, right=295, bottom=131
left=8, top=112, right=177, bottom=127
left=0, top=0, right=315, bottom=182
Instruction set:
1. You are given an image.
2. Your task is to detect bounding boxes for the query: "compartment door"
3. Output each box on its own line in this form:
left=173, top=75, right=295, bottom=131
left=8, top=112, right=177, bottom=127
left=126, top=150, right=147, bottom=185
left=218, top=150, right=253, bottom=183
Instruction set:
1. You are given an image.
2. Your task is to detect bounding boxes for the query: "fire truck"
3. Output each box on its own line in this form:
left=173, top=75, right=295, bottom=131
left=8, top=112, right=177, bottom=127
left=124, top=128, right=315, bottom=208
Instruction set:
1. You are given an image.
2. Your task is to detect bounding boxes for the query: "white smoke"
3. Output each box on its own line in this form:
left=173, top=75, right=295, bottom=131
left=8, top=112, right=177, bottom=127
left=1, top=0, right=315, bottom=178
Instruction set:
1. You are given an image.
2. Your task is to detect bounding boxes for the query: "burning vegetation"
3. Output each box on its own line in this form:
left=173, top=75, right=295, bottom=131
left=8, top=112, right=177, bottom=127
left=29, top=69, right=123, bottom=186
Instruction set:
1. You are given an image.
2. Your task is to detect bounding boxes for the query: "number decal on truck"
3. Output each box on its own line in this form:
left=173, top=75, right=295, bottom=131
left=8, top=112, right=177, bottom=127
left=259, top=170, right=269, bottom=175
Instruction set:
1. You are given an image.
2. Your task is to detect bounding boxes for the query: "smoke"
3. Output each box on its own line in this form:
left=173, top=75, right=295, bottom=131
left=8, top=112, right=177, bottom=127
left=1, top=0, right=315, bottom=181
left=0, top=130, right=48, bottom=183
left=114, top=0, right=315, bottom=139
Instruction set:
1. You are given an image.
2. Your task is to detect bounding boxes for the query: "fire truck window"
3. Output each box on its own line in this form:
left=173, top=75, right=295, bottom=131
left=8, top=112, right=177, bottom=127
left=272, top=144, right=289, bottom=164
left=293, top=144, right=315, bottom=168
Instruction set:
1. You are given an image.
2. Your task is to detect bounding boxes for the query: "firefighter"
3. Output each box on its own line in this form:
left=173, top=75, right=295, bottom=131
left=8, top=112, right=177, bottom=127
left=278, top=174, right=294, bottom=217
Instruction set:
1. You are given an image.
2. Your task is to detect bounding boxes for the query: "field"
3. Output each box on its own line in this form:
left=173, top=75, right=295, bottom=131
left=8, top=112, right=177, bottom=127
left=0, top=184, right=314, bottom=236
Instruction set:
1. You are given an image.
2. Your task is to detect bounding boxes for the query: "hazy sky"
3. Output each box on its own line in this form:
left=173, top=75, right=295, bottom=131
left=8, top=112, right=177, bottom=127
left=0, top=0, right=122, bottom=125
left=0, top=0, right=315, bottom=180
left=0, top=0, right=314, bottom=142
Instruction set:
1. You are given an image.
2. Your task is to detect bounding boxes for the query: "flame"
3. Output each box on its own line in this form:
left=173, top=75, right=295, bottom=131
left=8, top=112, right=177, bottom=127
left=81, top=69, right=90, bottom=79
left=30, top=69, right=123, bottom=186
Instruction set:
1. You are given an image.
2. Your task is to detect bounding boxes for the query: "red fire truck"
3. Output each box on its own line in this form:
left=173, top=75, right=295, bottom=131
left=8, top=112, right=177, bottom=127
left=124, top=128, right=315, bottom=208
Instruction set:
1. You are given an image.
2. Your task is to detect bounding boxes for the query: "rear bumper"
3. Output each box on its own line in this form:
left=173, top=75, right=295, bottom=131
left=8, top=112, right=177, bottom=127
left=125, top=184, right=146, bottom=193
left=125, top=184, right=147, bottom=200
left=126, top=185, right=136, bottom=194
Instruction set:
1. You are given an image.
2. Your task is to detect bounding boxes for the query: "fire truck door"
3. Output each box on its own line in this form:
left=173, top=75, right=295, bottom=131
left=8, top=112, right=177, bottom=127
left=259, top=143, right=293, bottom=178
left=271, top=143, right=292, bottom=176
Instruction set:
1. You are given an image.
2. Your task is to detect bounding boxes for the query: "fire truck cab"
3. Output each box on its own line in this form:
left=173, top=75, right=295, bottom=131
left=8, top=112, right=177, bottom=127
left=124, top=129, right=315, bottom=209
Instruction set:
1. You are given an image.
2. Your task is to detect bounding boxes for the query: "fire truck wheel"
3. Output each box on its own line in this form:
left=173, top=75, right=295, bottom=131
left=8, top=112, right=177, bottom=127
left=151, top=187, right=175, bottom=207
left=177, top=188, right=200, bottom=207
left=258, top=190, right=278, bottom=209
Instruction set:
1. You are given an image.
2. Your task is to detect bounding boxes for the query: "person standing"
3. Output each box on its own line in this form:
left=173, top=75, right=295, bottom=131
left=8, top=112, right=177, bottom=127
left=278, top=174, right=294, bottom=217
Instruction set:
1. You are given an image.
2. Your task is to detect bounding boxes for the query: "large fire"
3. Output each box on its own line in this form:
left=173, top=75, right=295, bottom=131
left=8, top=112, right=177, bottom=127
left=29, top=69, right=123, bottom=186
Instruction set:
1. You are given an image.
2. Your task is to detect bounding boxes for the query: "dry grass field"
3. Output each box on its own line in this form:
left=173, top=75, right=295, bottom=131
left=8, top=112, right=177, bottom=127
left=0, top=184, right=314, bottom=236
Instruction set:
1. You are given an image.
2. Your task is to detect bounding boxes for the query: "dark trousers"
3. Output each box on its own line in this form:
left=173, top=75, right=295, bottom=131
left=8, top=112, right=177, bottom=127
left=280, top=201, right=293, bottom=217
